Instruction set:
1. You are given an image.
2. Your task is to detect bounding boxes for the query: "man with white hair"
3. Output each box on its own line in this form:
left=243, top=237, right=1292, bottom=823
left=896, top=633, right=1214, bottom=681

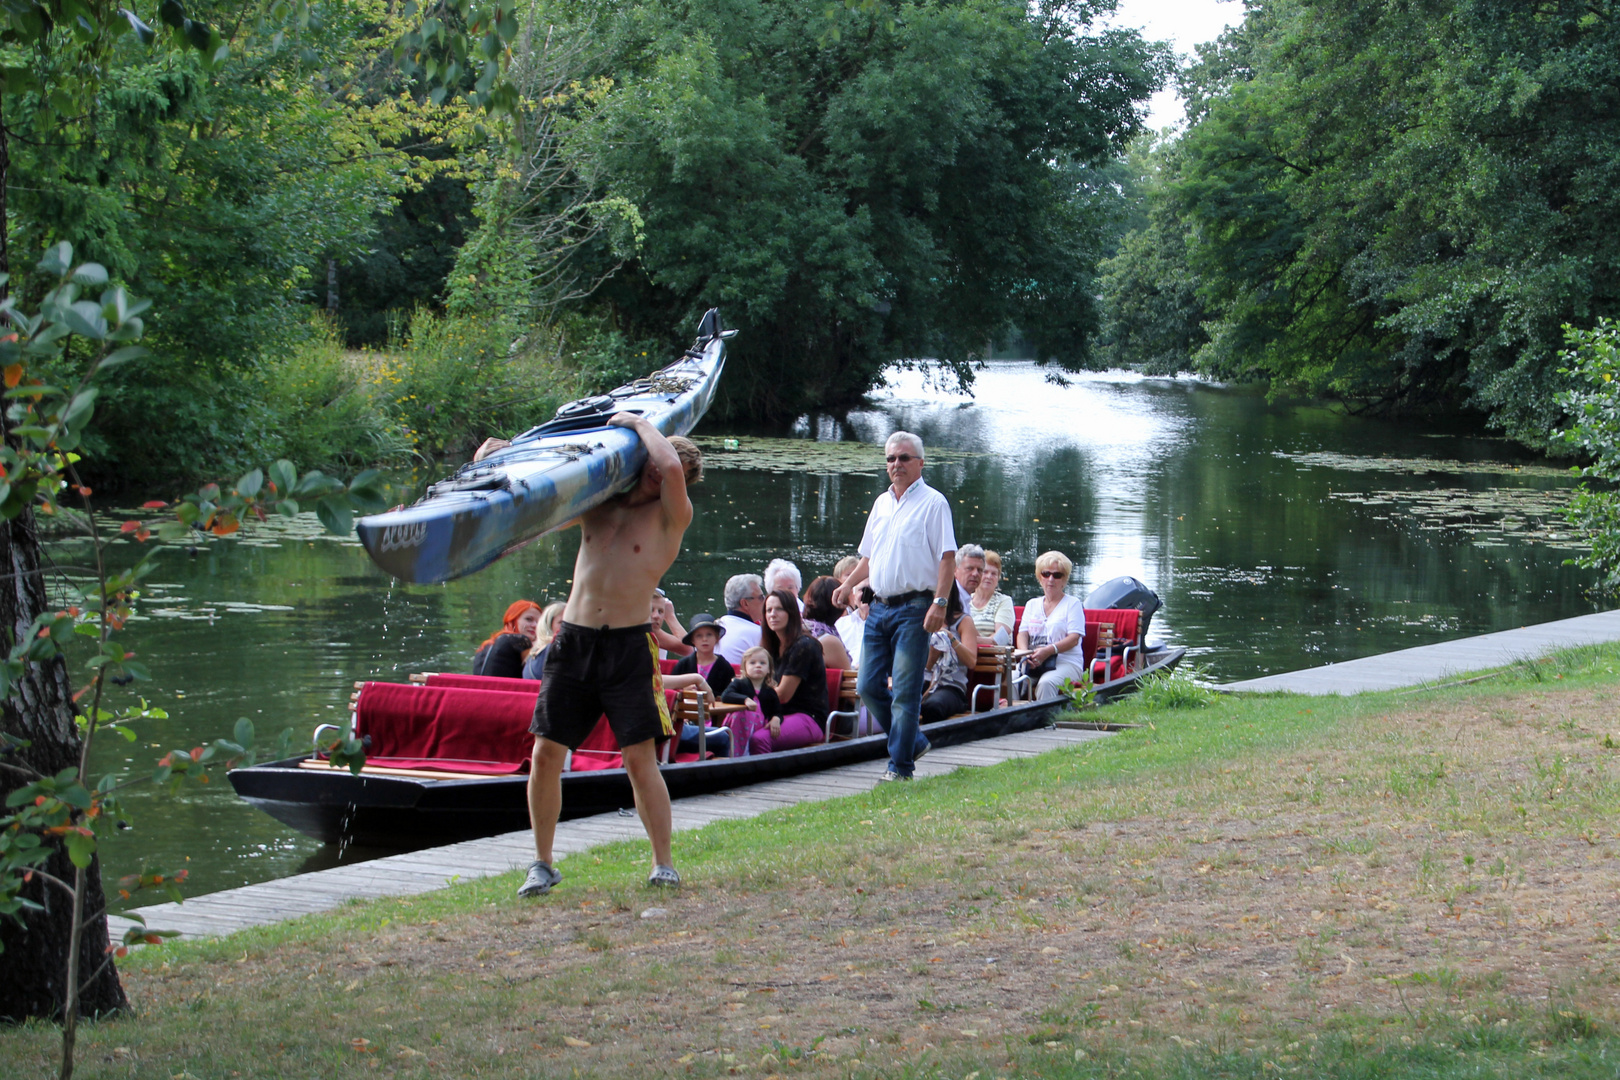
left=716, top=573, right=764, bottom=666
left=832, top=431, right=957, bottom=782
left=955, top=543, right=986, bottom=611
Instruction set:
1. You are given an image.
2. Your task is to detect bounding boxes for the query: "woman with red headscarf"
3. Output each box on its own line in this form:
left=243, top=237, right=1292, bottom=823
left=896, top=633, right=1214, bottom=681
left=473, top=601, right=542, bottom=678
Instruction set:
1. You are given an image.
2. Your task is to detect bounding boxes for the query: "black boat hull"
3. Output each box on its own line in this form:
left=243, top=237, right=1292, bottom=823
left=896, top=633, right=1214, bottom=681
left=1091, top=645, right=1188, bottom=704
left=230, top=697, right=1070, bottom=849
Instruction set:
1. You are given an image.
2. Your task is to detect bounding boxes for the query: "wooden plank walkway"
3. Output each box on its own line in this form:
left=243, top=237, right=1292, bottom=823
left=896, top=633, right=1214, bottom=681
left=1223, top=609, right=1620, bottom=696
left=107, top=725, right=1109, bottom=942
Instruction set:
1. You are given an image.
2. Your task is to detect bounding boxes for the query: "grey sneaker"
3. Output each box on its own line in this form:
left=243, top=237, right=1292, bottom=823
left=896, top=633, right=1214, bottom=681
left=914, top=740, right=932, bottom=761
left=648, top=864, right=682, bottom=887
left=518, top=859, right=562, bottom=898
left=878, top=769, right=912, bottom=782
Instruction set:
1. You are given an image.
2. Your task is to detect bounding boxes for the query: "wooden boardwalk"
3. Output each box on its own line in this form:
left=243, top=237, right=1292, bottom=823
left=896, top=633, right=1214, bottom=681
left=107, top=725, right=1108, bottom=942
left=1223, top=609, right=1620, bottom=696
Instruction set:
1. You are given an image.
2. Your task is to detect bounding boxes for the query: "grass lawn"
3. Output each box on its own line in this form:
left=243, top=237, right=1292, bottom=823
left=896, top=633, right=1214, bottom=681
left=7, top=647, right=1620, bottom=1078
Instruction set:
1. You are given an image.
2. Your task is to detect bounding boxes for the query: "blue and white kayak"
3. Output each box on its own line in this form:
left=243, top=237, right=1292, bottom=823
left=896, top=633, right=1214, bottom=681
left=355, top=309, right=734, bottom=584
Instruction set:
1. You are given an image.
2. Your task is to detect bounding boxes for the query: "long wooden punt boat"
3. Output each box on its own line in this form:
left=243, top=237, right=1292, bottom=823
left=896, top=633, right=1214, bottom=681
left=354, top=308, right=735, bottom=584
left=228, top=693, right=1070, bottom=850
left=229, top=590, right=1183, bottom=850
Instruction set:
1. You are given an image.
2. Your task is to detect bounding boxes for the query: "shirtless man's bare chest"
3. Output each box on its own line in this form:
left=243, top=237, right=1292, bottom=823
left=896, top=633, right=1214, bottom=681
left=560, top=413, right=697, bottom=629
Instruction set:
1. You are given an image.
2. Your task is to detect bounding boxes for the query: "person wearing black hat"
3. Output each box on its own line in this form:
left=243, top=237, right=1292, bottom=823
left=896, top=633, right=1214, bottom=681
left=664, top=612, right=736, bottom=758
left=670, top=613, right=736, bottom=698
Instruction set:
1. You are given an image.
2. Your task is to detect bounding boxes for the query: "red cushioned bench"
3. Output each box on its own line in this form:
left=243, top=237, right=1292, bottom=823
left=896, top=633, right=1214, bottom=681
left=1011, top=606, right=1144, bottom=691
left=324, top=672, right=716, bottom=776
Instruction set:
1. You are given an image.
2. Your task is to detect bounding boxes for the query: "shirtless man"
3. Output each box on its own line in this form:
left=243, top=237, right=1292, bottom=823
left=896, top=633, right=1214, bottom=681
left=517, top=413, right=703, bottom=896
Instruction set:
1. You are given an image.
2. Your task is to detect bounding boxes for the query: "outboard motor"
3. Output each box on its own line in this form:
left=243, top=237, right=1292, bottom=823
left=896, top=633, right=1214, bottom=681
left=1084, top=576, right=1162, bottom=640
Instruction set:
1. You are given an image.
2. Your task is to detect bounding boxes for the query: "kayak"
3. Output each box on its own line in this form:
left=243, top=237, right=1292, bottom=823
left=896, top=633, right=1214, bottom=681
left=355, top=309, right=734, bottom=584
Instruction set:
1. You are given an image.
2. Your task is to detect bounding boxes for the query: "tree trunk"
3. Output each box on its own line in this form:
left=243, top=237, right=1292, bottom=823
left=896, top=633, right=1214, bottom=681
left=0, top=505, right=128, bottom=1024
left=0, top=55, right=124, bottom=1031
left=327, top=257, right=339, bottom=312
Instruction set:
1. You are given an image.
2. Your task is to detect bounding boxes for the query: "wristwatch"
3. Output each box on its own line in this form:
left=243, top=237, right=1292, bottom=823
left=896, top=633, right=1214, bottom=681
left=931, top=596, right=948, bottom=607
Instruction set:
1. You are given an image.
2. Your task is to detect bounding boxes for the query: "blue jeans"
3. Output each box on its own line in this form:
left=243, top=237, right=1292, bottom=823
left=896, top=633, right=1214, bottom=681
left=857, top=594, right=932, bottom=777
left=677, top=723, right=731, bottom=757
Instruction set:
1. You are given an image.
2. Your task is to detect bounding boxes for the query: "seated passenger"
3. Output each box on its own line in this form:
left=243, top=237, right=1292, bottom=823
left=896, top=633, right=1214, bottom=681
left=1017, top=550, right=1087, bottom=700
left=650, top=591, right=693, bottom=659
left=716, top=573, right=764, bottom=666
left=919, top=586, right=980, bottom=723
left=522, top=601, right=567, bottom=681
left=969, top=549, right=1016, bottom=646
left=759, top=589, right=828, bottom=751
left=720, top=646, right=780, bottom=757
left=671, top=613, right=736, bottom=697
left=955, top=543, right=986, bottom=611
left=832, top=555, right=860, bottom=583
left=473, top=601, right=541, bottom=678
left=658, top=613, right=732, bottom=757
left=801, top=575, right=853, bottom=670
left=764, top=557, right=805, bottom=612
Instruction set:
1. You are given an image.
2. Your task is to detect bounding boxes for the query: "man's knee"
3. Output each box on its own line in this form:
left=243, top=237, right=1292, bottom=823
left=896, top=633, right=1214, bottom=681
left=533, top=737, right=568, bottom=769
left=620, top=738, right=660, bottom=771
left=856, top=668, right=886, bottom=701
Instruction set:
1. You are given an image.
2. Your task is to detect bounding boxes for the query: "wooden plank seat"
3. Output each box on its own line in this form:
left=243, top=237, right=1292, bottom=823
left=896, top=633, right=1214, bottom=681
left=822, top=668, right=863, bottom=742
left=966, top=645, right=1014, bottom=712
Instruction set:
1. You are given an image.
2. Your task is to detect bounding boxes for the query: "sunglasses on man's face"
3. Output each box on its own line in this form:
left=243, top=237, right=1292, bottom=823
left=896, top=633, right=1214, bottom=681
left=1040, top=570, right=1067, bottom=579
left=885, top=453, right=915, bottom=464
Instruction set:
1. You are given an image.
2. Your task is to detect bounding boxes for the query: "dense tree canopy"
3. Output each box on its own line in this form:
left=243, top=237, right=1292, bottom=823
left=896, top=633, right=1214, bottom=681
left=1103, top=0, right=1620, bottom=446
left=537, top=0, right=1168, bottom=419
left=5, top=0, right=493, bottom=481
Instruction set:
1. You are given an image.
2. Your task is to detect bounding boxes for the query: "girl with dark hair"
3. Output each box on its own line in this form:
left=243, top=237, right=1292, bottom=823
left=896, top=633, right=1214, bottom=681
left=919, top=584, right=980, bottom=723
left=473, top=600, right=542, bottom=678
left=759, top=588, right=828, bottom=751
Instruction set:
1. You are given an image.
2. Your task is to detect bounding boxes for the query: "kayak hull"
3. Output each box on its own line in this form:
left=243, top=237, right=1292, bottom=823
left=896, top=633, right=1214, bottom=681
left=355, top=310, right=730, bottom=584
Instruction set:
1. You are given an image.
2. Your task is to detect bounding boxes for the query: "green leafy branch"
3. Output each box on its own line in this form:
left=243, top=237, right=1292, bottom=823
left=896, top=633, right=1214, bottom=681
left=0, top=243, right=374, bottom=989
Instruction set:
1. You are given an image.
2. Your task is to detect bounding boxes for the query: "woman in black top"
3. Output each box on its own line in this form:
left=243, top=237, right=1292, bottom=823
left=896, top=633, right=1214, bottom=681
left=472, top=601, right=541, bottom=678
left=760, top=589, right=827, bottom=750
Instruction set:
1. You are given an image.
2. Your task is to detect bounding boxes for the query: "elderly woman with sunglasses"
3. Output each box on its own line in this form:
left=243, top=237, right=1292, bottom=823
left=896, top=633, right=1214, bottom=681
left=1016, top=551, right=1087, bottom=700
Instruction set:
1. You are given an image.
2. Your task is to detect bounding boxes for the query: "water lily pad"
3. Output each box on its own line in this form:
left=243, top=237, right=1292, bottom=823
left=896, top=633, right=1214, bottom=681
left=1276, top=450, right=1568, bottom=479
left=692, top=435, right=981, bottom=475
left=1326, top=486, right=1586, bottom=549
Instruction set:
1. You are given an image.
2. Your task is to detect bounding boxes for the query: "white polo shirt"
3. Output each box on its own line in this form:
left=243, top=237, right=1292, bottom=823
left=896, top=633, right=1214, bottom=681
left=858, top=477, right=957, bottom=599
left=716, top=613, right=762, bottom=666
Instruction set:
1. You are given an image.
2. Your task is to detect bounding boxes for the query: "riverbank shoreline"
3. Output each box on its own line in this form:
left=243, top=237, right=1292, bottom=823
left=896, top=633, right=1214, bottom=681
left=9, top=640, right=1620, bottom=1078
left=109, top=609, right=1620, bottom=944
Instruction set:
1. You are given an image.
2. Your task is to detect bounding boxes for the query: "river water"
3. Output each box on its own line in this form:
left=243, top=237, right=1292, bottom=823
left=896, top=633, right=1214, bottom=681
left=72, top=362, right=1597, bottom=903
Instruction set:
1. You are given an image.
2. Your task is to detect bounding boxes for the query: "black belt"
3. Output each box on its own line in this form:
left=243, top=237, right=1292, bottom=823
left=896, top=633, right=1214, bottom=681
left=874, top=588, right=933, bottom=607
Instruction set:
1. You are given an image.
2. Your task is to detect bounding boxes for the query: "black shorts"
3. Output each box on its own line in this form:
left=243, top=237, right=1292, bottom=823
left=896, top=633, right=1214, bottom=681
left=530, top=622, right=673, bottom=749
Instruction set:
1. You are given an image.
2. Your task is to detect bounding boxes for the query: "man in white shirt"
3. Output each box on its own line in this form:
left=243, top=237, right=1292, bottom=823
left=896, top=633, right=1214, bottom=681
left=832, top=431, right=957, bottom=781
left=955, top=544, right=985, bottom=611
left=716, top=573, right=764, bottom=666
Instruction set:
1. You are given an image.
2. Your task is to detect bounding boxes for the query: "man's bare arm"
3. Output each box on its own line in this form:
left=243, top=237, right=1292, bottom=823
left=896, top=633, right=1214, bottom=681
left=924, top=550, right=956, bottom=632
left=609, top=412, right=691, bottom=526
left=831, top=557, right=871, bottom=609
